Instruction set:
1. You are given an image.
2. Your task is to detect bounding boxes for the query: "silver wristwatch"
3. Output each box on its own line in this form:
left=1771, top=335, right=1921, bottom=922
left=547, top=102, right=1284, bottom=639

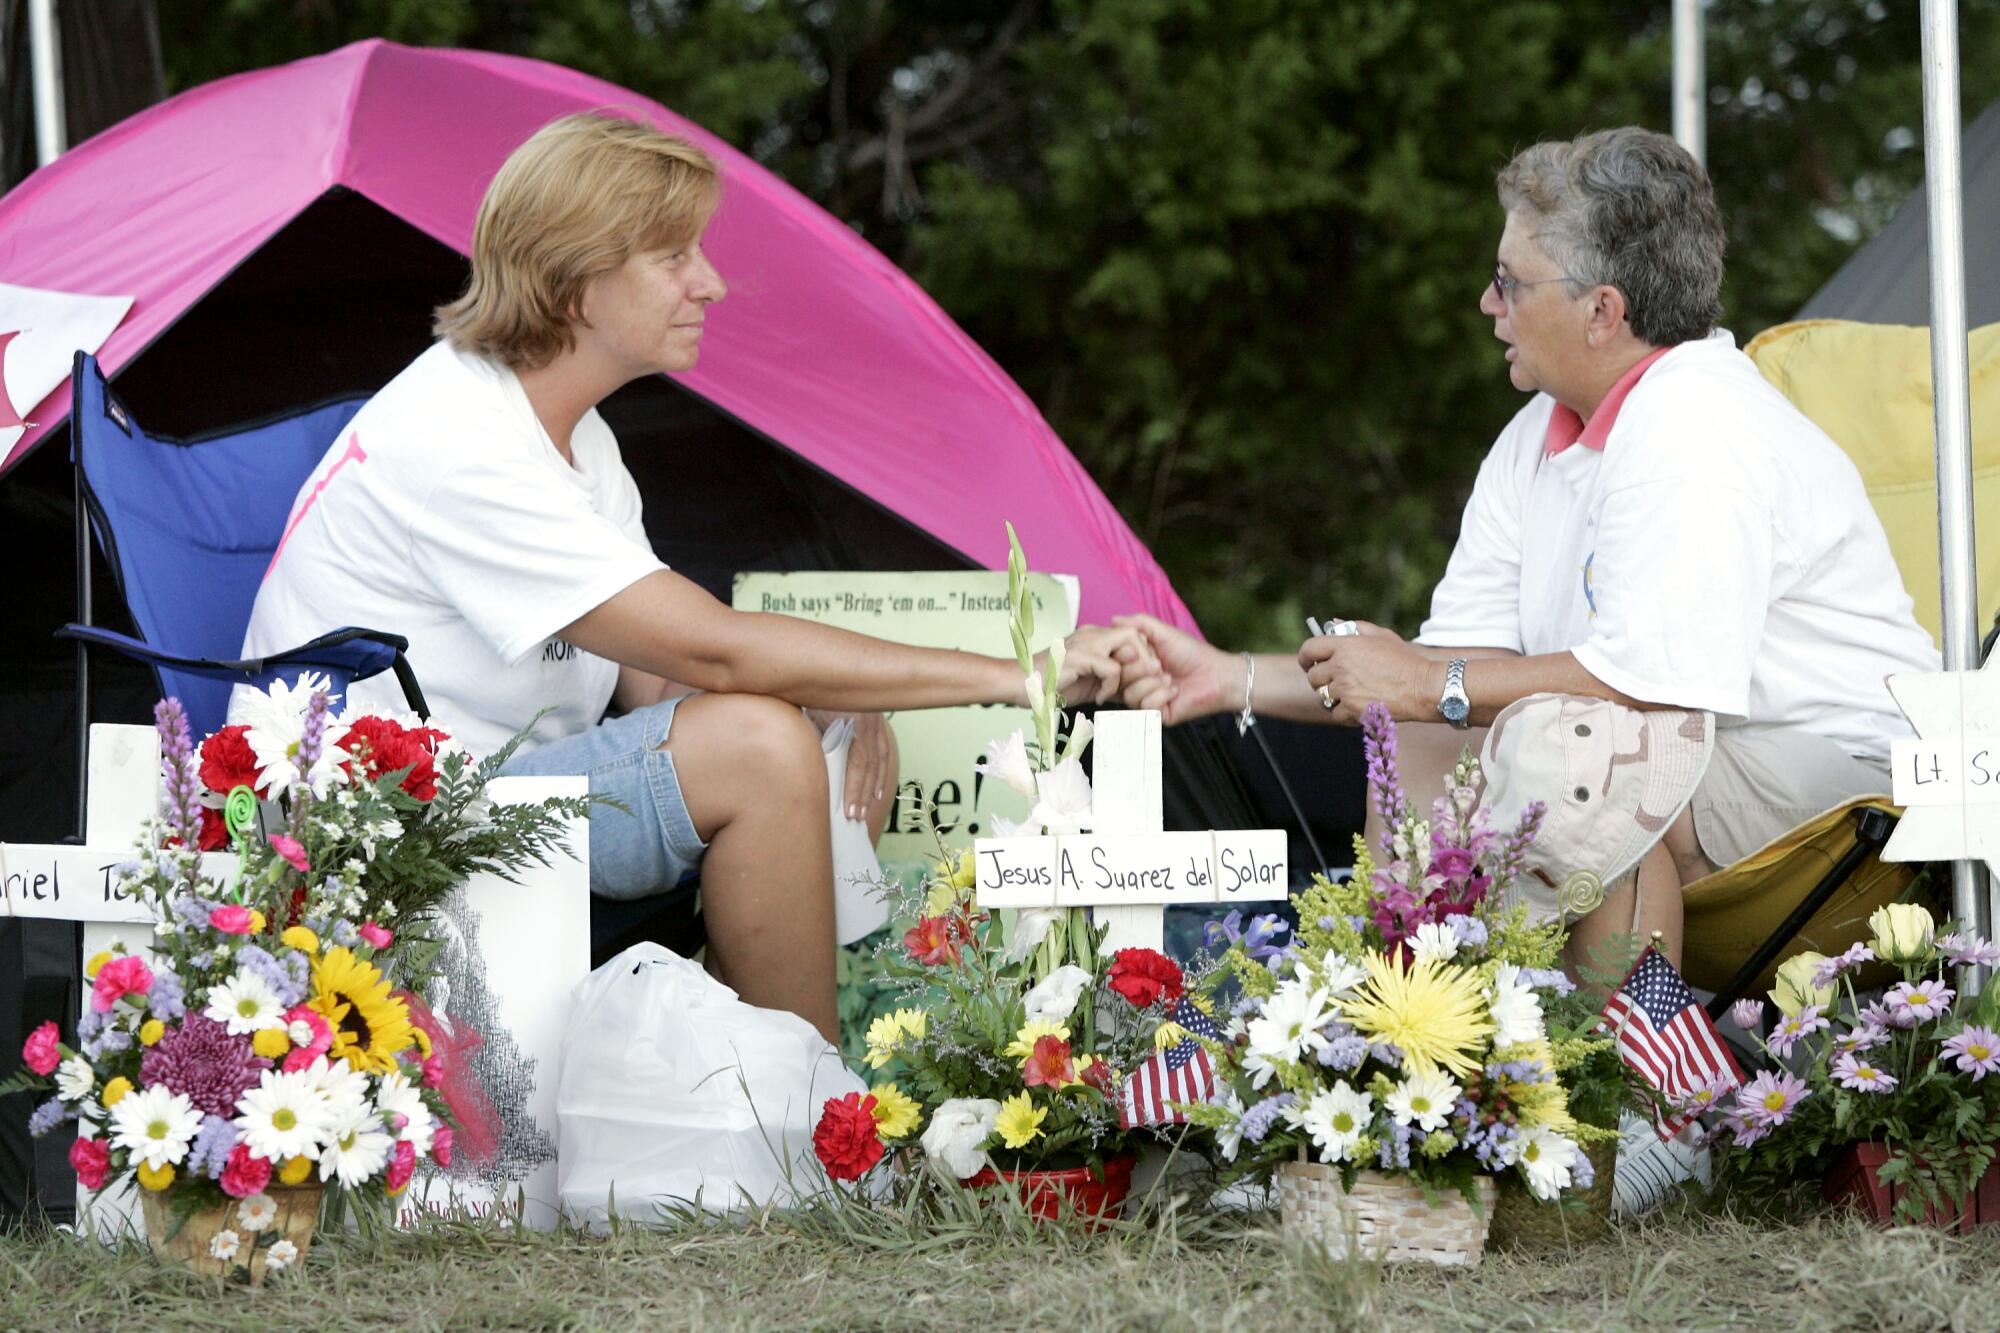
left=1439, top=658, right=1471, bottom=729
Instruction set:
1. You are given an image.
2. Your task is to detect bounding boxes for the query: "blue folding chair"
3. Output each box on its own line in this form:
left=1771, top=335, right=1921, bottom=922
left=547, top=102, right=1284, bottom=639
left=58, top=352, right=428, bottom=757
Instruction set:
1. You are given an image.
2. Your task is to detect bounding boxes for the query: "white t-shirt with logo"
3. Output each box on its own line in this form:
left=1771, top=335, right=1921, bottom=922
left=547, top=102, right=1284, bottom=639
left=239, top=341, right=666, bottom=758
left=1417, top=330, right=1939, bottom=765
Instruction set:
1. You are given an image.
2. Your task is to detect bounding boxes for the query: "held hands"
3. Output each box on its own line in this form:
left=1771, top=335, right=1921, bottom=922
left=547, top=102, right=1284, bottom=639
left=1107, top=613, right=1233, bottom=726
left=1034, top=623, right=1161, bottom=706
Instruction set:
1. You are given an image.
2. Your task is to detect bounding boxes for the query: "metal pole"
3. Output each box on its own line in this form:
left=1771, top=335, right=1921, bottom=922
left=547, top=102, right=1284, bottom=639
left=27, top=0, right=67, bottom=166
left=1673, top=0, right=1706, bottom=166
left=1918, top=0, right=1992, bottom=958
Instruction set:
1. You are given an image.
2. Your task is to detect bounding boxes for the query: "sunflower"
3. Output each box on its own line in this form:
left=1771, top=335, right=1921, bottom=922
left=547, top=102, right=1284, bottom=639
left=1340, top=950, right=1493, bottom=1079
left=308, top=947, right=417, bottom=1074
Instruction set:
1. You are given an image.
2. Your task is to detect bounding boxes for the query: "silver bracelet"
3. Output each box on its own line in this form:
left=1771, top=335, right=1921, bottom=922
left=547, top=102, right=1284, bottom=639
left=1237, top=652, right=1257, bottom=735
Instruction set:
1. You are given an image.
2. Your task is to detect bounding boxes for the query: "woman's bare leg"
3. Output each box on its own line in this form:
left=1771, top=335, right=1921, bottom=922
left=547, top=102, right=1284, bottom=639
left=663, top=693, right=839, bottom=1044
left=1362, top=720, right=1490, bottom=852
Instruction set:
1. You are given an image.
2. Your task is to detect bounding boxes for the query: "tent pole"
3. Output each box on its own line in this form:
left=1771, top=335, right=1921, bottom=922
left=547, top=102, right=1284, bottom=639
left=1918, top=0, right=1992, bottom=975
left=28, top=0, right=67, bottom=166
left=1672, top=0, right=1706, bottom=166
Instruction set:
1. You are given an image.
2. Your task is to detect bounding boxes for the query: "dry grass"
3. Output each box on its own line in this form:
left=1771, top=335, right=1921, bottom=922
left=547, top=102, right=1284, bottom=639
left=7, top=1189, right=2000, bottom=1333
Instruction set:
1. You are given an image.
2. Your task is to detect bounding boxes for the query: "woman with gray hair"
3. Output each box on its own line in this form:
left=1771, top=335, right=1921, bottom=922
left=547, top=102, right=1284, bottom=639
left=1118, top=126, right=1936, bottom=979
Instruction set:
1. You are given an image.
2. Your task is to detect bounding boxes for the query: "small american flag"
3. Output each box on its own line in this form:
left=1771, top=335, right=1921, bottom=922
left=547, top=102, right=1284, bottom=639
left=1118, top=998, right=1220, bottom=1128
left=1598, top=946, right=1744, bottom=1140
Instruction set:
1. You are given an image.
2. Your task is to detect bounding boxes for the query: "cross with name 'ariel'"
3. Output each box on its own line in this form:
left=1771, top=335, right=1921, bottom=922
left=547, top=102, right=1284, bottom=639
left=973, top=710, right=1288, bottom=952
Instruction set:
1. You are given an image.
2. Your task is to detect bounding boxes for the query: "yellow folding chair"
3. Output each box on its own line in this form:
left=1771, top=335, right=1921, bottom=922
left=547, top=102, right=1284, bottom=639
left=1679, top=319, right=2000, bottom=1011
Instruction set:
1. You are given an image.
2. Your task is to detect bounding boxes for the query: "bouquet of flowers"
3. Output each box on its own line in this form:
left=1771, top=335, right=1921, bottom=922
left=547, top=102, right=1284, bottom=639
left=1702, top=903, right=2000, bottom=1222
left=1186, top=704, right=1606, bottom=1206
left=3, top=678, right=590, bottom=1271
left=810, top=529, right=1193, bottom=1201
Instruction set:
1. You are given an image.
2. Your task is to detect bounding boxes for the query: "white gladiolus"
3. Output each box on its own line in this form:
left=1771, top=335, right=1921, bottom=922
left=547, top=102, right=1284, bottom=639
left=975, top=730, right=1040, bottom=800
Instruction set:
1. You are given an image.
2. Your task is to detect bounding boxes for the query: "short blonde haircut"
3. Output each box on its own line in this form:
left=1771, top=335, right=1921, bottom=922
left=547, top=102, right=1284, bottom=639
left=435, top=113, right=720, bottom=369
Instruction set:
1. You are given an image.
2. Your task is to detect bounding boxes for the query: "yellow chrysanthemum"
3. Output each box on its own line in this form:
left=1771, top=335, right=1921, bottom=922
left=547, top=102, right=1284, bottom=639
left=281, top=926, right=319, bottom=954
left=1153, top=1021, right=1192, bottom=1050
left=307, top=947, right=416, bottom=1075
left=412, top=1026, right=433, bottom=1059
left=1003, top=1021, right=1071, bottom=1061
left=138, top=1019, right=164, bottom=1047
left=248, top=910, right=268, bottom=934
left=868, top=1083, right=922, bottom=1140
left=252, top=1028, right=292, bottom=1060
left=100, top=1077, right=133, bottom=1108
left=85, top=951, right=112, bottom=980
left=280, top=1155, right=314, bottom=1186
left=1341, top=951, right=1493, bottom=1079
left=1492, top=1039, right=1577, bottom=1133
left=864, top=1008, right=928, bottom=1069
left=136, top=1161, right=174, bottom=1192
left=995, top=1092, right=1046, bottom=1149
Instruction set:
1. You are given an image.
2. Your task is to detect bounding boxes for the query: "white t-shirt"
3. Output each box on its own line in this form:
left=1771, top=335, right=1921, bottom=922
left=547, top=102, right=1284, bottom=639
left=239, top=342, right=666, bottom=758
left=1417, top=330, right=1939, bottom=765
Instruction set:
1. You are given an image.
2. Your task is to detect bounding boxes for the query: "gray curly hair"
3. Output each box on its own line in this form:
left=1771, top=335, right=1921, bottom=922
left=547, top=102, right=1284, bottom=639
left=1496, top=127, right=1725, bottom=346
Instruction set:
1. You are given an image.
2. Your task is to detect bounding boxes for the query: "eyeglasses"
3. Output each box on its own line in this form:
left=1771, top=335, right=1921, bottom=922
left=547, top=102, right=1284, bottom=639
left=1490, top=265, right=1591, bottom=304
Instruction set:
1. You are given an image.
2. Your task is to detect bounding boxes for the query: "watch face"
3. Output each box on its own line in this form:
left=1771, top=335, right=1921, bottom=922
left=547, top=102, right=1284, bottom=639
left=1440, top=695, right=1471, bottom=724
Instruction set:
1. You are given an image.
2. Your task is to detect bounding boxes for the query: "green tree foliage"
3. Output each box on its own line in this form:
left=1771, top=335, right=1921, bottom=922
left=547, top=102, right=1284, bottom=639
left=158, top=1, right=2000, bottom=647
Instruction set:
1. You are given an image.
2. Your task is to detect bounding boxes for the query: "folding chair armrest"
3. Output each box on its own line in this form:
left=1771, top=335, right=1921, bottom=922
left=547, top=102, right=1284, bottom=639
left=56, top=624, right=430, bottom=721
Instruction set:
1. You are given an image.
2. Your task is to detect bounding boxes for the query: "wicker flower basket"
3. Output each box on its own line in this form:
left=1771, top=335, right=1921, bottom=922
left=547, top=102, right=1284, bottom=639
left=141, top=1184, right=324, bottom=1285
left=1488, top=1137, right=1617, bottom=1249
left=1277, top=1158, right=1497, bottom=1266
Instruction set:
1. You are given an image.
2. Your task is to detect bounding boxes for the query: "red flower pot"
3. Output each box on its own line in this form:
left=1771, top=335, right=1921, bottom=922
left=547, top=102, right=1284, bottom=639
left=964, top=1153, right=1136, bottom=1224
left=1824, top=1142, right=2000, bottom=1231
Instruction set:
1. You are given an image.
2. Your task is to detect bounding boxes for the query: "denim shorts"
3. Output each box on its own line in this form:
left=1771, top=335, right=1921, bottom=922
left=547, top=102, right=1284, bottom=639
left=499, top=694, right=709, bottom=902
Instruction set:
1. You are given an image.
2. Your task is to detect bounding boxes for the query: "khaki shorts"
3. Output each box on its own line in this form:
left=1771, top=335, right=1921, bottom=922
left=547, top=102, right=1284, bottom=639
left=1689, top=723, right=1891, bottom=869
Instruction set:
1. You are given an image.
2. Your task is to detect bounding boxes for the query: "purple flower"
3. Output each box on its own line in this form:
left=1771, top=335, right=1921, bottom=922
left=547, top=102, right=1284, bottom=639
left=1369, top=1041, right=1404, bottom=1069
left=1831, top=1052, right=1898, bottom=1093
left=154, top=698, right=204, bottom=850
left=1809, top=941, right=1876, bottom=991
left=1723, top=1108, right=1770, bottom=1148
left=330, top=919, right=360, bottom=948
left=170, top=893, right=214, bottom=931
left=1360, top=704, right=1409, bottom=849
left=1449, top=915, right=1491, bottom=950
left=1237, top=1093, right=1296, bottom=1144
left=1242, top=914, right=1290, bottom=960
left=1766, top=1005, right=1830, bottom=1059
left=1728, top=998, right=1764, bottom=1034
left=1317, top=1029, right=1370, bottom=1071
left=185, top=1115, right=240, bottom=1179
left=1941, top=934, right=2000, bottom=970
left=1675, top=1072, right=1737, bottom=1116
left=1884, top=978, right=1955, bottom=1027
left=1494, top=801, right=1546, bottom=888
left=233, top=944, right=306, bottom=1009
left=1942, top=1025, right=2000, bottom=1080
left=1520, top=967, right=1575, bottom=996
left=139, top=1012, right=272, bottom=1118
left=28, top=1097, right=68, bottom=1136
left=1464, top=1118, right=1519, bottom=1167
left=1375, top=1119, right=1415, bottom=1170
left=83, top=1028, right=131, bottom=1059
left=1570, top=1146, right=1596, bottom=1190
left=1736, top=1070, right=1811, bottom=1128
left=297, top=689, right=330, bottom=778
left=1832, top=1022, right=1891, bottom=1055
left=147, top=968, right=186, bottom=1021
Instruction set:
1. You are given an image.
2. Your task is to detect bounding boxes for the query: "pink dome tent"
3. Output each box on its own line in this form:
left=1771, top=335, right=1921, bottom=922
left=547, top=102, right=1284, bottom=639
left=0, top=39, right=1193, bottom=631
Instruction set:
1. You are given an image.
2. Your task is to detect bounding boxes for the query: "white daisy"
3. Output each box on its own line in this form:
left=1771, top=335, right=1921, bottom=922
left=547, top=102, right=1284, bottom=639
left=234, top=1068, right=332, bottom=1163
left=1510, top=1126, right=1581, bottom=1200
left=318, top=1104, right=394, bottom=1188
left=1487, top=963, right=1547, bottom=1049
left=1213, top=1090, right=1248, bottom=1163
left=109, top=1085, right=202, bottom=1170
left=1297, top=1082, right=1373, bottom=1164
left=1246, top=977, right=1335, bottom=1065
left=1242, top=1045, right=1285, bottom=1090
left=301, top=1054, right=371, bottom=1119
left=205, top=970, right=286, bottom=1036
left=265, top=1238, right=300, bottom=1272
left=1409, top=922, right=1460, bottom=966
left=55, top=1054, right=95, bottom=1102
left=235, top=674, right=351, bottom=799
left=208, top=1228, right=241, bottom=1262
left=1384, top=1068, right=1462, bottom=1133
left=373, top=1071, right=436, bottom=1156
left=1313, top=953, right=1370, bottom=1000
left=235, top=1192, right=278, bottom=1233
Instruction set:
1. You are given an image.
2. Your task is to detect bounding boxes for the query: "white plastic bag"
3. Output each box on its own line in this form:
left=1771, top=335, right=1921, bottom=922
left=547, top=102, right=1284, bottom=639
left=820, top=717, right=888, bottom=944
left=556, top=943, right=863, bottom=1225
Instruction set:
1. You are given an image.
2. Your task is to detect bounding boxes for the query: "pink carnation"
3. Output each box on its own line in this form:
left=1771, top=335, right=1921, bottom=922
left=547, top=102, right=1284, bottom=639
left=208, top=905, right=254, bottom=935
left=432, top=1125, right=454, bottom=1167
left=358, top=921, right=393, bottom=950
left=91, top=955, right=154, bottom=1013
left=21, top=1020, right=61, bottom=1075
left=279, top=1004, right=334, bottom=1073
left=219, top=1143, right=272, bottom=1199
left=385, top=1139, right=416, bottom=1194
left=268, top=835, right=309, bottom=873
left=69, top=1136, right=110, bottom=1192
left=422, top=1053, right=446, bottom=1088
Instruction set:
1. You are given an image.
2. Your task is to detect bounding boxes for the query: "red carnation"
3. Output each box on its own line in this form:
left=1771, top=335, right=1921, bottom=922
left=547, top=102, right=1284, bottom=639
left=1080, top=1057, right=1119, bottom=1097
left=1107, top=948, right=1184, bottom=1010
left=199, top=725, right=264, bottom=797
left=219, top=1143, right=272, bottom=1199
left=902, top=914, right=971, bottom=967
left=812, top=1092, right=886, bottom=1182
left=1021, top=1034, right=1076, bottom=1089
left=197, top=806, right=229, bottom=851
left=340, top=716, right=441, bottom=802
left=69, top=1136, right=110, bottom=1192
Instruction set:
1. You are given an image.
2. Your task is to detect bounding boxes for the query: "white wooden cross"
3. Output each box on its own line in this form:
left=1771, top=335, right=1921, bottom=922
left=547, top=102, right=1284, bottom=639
left=973, top=710, right=1289, bottom=952
left=0, top=723, right=590, bottom=1234
left=1886, top=655, right=2000, bottom=877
